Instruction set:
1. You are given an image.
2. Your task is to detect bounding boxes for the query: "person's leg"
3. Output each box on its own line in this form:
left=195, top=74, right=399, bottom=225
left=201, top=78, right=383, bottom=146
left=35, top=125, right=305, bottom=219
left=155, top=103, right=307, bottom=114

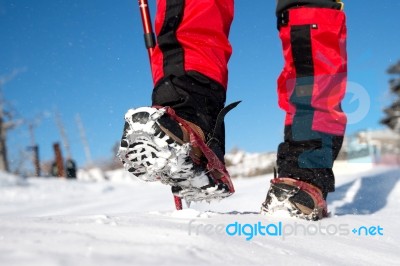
left=119, top=0, right=235, bottom=203
left=261, top=0, right=347, bottom=220
left=152, top=0, right=234, bottom=162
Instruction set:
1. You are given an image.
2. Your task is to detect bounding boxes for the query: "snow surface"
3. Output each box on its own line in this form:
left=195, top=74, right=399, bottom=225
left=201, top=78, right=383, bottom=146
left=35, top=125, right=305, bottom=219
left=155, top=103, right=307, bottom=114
left=1, top=163, right=400, bottom=266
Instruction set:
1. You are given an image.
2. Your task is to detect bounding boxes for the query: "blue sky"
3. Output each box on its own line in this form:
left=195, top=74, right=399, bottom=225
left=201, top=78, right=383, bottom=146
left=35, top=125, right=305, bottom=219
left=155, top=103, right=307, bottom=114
left=1, top=0, right=400, bottom=170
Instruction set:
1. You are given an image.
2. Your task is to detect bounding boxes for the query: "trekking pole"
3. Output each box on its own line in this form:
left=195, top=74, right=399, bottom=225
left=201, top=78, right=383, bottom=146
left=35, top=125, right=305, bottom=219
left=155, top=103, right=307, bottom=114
left=137, top=0, right=183, bottom=210
left=138, top=0, right=155, bottom=63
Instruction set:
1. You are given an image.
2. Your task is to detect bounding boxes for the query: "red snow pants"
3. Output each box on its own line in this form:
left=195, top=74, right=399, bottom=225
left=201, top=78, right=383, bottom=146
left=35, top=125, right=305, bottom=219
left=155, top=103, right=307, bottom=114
left=151, top=0, right=233, bottom=89
left=151, top=0, right=347, bottom=194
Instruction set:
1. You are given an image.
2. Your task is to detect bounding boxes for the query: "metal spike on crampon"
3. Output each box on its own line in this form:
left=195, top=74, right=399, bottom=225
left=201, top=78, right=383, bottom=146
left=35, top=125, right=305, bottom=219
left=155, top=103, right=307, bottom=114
left=118, top=106, right=234, bottom=207
left=260, top=178, right=327, bottom=221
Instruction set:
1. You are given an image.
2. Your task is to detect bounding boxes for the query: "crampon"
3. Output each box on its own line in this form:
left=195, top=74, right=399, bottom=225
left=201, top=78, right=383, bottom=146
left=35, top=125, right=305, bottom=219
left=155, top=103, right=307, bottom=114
left=260, top=177, right=328, bottom=221
left=118, top=106, right=235, bottom=209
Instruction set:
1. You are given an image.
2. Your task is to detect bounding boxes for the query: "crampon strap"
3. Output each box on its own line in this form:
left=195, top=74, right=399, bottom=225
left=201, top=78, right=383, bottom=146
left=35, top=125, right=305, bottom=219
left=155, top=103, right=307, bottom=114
left=153, top=105, right=236, bottom=193
left=271, top=177, right=327, bottom=216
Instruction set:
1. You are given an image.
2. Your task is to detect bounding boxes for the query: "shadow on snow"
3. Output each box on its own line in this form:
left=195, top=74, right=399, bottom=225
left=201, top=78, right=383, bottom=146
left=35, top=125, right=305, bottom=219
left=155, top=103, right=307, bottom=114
left=329, top=168, right=400, bottom=215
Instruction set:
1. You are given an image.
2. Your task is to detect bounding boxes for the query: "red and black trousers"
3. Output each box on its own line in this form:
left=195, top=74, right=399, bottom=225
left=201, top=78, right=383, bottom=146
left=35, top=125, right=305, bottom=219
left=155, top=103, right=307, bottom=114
left=276, top=3, right=347, bottom=194
left=150, top=0, right=347, bottom=194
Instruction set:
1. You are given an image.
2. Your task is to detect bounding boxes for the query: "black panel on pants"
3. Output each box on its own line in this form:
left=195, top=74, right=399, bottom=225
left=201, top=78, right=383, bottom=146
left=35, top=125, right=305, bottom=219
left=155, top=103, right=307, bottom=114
left=276, top=24, right=344, bottom=194
left=157, top=0, right=186, bottom=77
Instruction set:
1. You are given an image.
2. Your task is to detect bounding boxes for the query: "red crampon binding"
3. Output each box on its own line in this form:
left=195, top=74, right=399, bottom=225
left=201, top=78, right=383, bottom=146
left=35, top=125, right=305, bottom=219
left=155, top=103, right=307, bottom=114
left=155, top=106, right=235, bottom=203
left=154, top=105, right=235, bottom=210
left=271, top=177, right=328, bottom=218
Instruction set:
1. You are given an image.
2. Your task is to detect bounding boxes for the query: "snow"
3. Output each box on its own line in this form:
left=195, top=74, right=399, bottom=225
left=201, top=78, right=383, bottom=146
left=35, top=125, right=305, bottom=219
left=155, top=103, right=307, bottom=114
left=1, top=164, right=400, bottom=266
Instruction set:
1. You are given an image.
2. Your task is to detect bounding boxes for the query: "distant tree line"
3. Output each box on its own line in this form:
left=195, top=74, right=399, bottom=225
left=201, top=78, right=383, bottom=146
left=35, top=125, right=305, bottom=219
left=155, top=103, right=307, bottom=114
left=381, top=60, right=400, bottom=131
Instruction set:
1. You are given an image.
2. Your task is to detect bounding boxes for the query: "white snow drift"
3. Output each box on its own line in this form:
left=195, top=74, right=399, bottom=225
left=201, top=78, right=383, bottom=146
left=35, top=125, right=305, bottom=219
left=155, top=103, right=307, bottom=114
left=0, top=163, right=399, bottom=266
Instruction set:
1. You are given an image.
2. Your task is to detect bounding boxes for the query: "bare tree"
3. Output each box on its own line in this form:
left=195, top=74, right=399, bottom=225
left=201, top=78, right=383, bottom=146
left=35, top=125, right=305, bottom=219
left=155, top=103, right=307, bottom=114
left=54, top=111, right=72, bottom=159
left=27, top=115, right=44, bottom=177
left=11, top=149, right=31, bottom=176
left=76, top=113, right=93, bottom=166
left=0, top=68, right=26, bottom=172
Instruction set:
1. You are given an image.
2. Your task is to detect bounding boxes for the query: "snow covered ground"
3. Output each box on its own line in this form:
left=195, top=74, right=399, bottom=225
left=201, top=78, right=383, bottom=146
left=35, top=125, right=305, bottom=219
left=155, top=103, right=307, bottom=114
left=0, top=163, right=399, bottom=266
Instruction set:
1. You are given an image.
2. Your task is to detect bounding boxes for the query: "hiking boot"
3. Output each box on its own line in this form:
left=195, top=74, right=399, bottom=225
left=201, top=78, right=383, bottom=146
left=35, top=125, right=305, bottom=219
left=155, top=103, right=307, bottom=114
left=260, top=177, right=328, bottom=220
left=118, top=73, right=238, bottom=204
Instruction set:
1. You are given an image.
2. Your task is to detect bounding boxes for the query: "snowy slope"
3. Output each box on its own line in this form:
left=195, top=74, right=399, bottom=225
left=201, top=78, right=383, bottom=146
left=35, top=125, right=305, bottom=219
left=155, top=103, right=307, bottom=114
left=0, top=164, right=399, bottom=266
left=225, top=149, right=276, bottom=178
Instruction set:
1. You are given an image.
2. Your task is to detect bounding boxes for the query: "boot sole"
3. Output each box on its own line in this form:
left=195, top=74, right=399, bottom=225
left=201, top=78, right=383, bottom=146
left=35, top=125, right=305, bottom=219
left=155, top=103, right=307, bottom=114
left=260, top=182, right=325, bottom=221
left=118, top=107, right=232, bottom=203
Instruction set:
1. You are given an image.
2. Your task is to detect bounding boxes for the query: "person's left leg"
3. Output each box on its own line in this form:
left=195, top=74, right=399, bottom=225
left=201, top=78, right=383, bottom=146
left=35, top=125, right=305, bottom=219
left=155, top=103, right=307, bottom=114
left=261, top=0, right=347, bottom=220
